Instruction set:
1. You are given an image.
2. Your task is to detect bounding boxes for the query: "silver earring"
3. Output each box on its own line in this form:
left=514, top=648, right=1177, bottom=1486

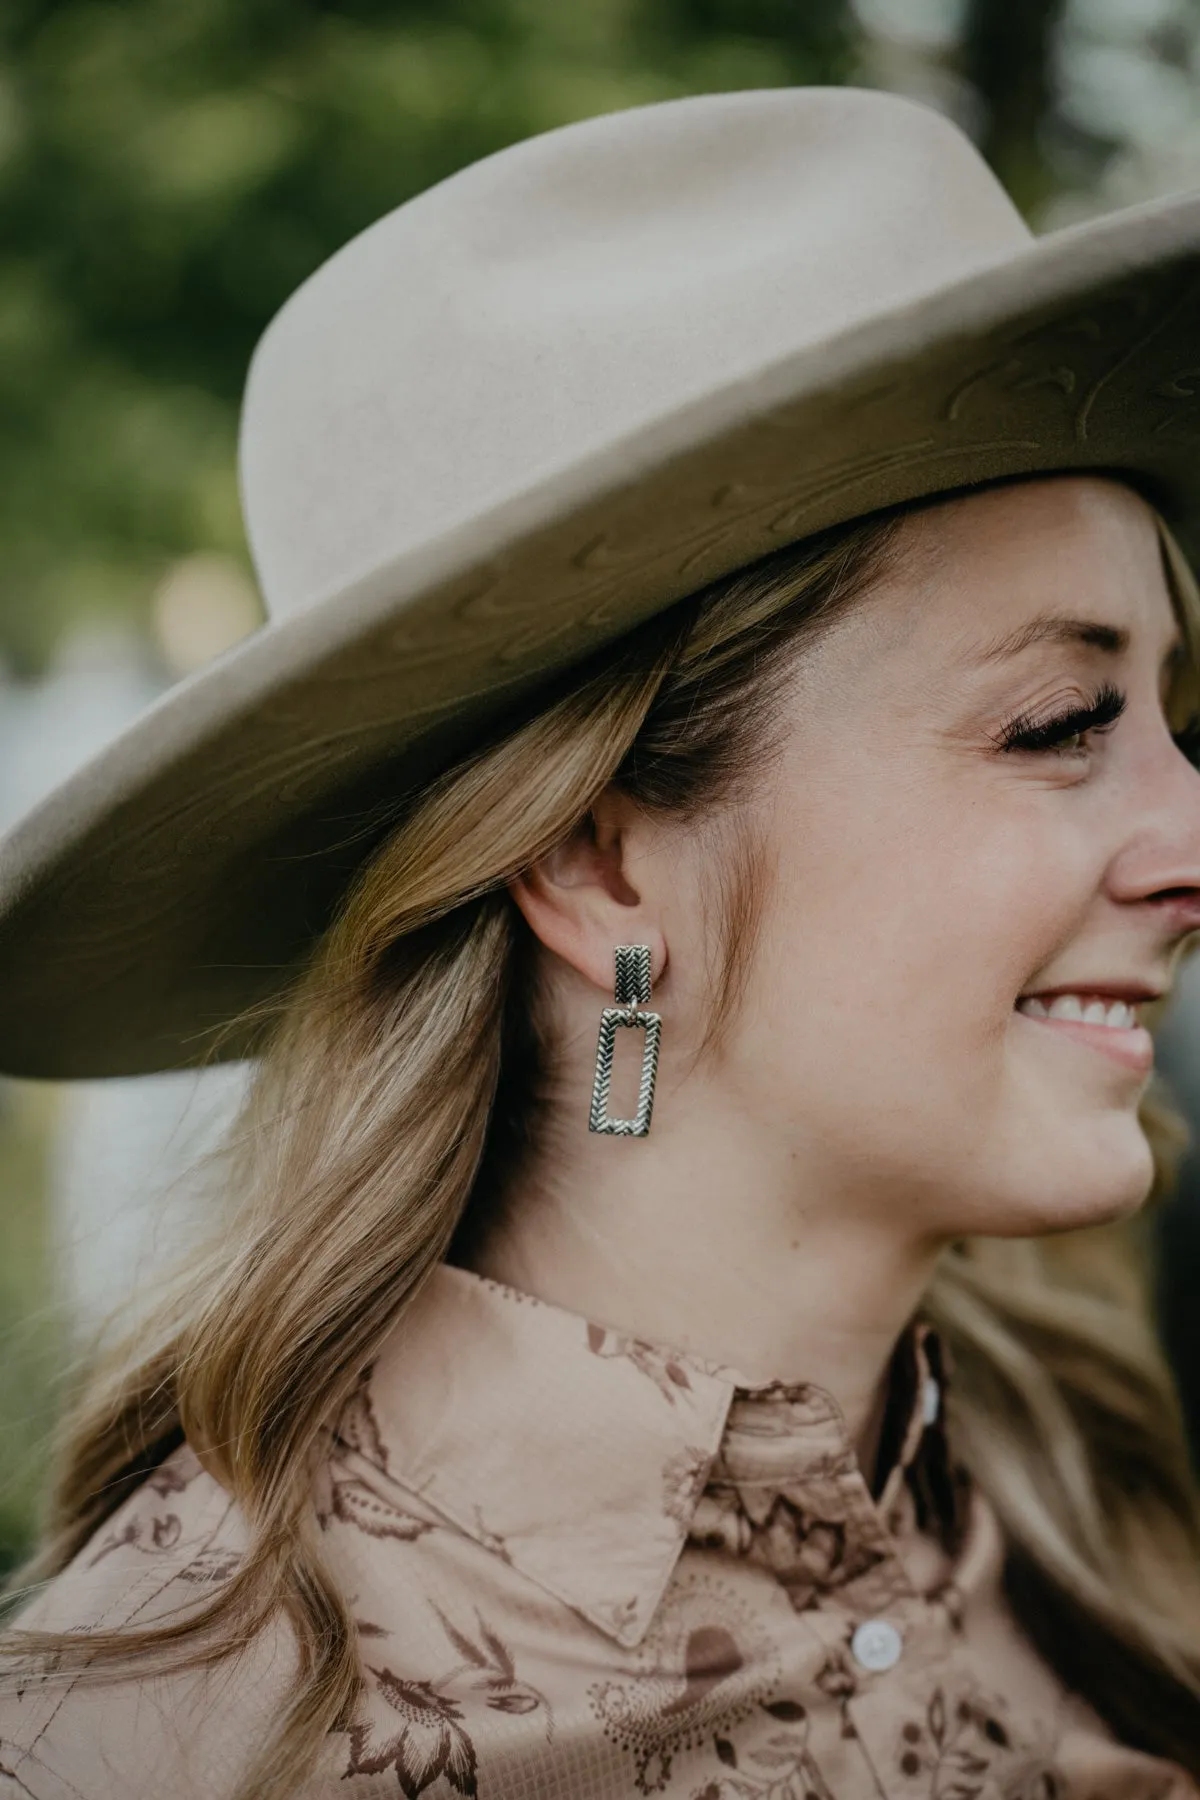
left=588, top=945, right=662, bottom=1138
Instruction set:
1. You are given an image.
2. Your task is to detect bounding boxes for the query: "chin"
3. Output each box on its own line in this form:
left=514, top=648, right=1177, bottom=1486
left=974, top=1184, right=1150, bottom=1241
left=1041, top=1179, right=1152, bottom=1235
left=965, top=1115, right=1157, bottom=1238
left=1008, top=1152, right=1154, bottom=1237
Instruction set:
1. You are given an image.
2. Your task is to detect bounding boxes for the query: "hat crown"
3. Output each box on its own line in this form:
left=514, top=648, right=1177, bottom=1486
left=239, top=86, right=1030, bottom=622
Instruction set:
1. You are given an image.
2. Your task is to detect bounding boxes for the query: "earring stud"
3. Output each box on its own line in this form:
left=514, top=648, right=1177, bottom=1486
left=588, top=945, right=662, bottom=1137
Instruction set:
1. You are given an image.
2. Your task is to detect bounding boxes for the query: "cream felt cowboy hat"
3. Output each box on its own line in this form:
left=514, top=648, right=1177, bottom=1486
left=5, top=84, right=1200, bottom=1077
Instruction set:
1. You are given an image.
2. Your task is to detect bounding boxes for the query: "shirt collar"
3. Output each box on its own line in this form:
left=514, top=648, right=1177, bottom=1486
left=350, top=1260, right=949, bottom=1649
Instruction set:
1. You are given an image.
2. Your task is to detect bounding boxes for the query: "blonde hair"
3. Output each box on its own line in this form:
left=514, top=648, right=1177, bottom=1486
left=6, top=483, right=1200, bottom=1793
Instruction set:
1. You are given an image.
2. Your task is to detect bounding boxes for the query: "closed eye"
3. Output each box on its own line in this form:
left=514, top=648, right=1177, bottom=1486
left=993, top=683, right=1126, bottom=755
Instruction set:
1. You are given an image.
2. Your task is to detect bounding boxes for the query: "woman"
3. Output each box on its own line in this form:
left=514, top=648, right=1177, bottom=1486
left=3, top=83, right=1200, bottom=1800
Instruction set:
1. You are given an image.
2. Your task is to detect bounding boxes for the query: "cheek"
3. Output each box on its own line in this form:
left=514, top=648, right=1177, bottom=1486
left=729, top=788, right=1150, bottom=1232
left=740, top=780, right=1100, bottom=1103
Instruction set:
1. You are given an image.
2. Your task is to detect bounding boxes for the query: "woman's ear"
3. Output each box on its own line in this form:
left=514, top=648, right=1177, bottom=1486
left=508, top=786, right=667, bottom=994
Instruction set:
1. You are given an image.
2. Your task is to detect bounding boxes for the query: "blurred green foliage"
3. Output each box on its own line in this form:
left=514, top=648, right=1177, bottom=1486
left=0, top=0, right=854, bottom=675
left=0, top=1085, right=59, bottom=1582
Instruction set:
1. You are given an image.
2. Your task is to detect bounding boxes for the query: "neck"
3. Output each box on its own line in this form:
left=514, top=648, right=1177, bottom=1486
left=459, top=1100, right=947, bottom=1491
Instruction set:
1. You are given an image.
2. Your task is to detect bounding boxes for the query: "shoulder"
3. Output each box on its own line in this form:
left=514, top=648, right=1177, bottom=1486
left=7, top=1442, right=245, bottom=1643
left=0, top=1445, right=297, bottom=1800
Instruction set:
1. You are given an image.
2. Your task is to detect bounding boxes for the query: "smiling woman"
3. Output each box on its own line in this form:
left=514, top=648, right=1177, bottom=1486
left=5, top=87, right=1200, bottom=1800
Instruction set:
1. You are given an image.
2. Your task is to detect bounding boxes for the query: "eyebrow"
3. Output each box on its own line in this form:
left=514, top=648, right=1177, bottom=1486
left=977, top=614, right=1182, bottom=669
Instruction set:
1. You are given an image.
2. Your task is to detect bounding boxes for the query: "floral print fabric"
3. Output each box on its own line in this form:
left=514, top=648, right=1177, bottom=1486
left=2, top=1259, right=1196, bottom=1800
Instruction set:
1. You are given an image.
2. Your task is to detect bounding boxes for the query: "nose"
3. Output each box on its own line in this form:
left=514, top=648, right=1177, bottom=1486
left=1106, top=731, right=1200, bottom=936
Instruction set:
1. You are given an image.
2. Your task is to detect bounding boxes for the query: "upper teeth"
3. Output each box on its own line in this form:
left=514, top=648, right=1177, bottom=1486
left=1017, top=994, right=1139, bottom=1028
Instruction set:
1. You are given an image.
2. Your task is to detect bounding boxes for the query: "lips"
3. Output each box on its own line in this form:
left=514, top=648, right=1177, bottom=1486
left=1013, top=988, right=1155, bottom=1073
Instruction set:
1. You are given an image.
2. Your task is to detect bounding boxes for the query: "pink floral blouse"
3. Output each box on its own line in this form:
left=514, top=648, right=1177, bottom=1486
left=2, top=1260, right=1196, bottom=1799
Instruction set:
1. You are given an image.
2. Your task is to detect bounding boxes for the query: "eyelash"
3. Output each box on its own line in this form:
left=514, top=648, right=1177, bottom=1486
left=995, top=682, right=1127, bottom=755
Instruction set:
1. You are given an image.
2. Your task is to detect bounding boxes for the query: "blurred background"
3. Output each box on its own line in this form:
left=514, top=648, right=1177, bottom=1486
left=5, top=0, right=1200, bottom=1576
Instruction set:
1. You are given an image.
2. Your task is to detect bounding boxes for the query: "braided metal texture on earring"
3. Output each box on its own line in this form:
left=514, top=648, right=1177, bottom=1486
left=613, top=943, right=651, bottom=1007
left=589, top=944, right=661, bottom=1137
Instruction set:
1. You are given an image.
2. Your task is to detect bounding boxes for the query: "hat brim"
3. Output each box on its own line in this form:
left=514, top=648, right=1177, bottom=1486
left=5, top=192, right=1200, bottom=1077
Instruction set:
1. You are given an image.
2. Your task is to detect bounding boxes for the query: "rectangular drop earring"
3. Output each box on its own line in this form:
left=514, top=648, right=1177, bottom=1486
left=588, top=944, right=662, bottom=1137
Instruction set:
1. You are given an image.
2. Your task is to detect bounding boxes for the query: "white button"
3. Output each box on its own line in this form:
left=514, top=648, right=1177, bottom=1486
left=851, top=1617, right=903, bottom=1671
left=922, top=1375, right=940, bottom=1425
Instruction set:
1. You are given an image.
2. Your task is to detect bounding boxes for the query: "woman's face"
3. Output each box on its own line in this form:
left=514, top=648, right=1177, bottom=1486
left=672, top=475, right=1200, bottom=1240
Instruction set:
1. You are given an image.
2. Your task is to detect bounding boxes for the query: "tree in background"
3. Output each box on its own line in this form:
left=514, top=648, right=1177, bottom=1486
left=964, top=0, right=1067, bottom=212
left=5, top=0, right=1200, bottom=673
left=0, top=0, right=854, bottom=674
